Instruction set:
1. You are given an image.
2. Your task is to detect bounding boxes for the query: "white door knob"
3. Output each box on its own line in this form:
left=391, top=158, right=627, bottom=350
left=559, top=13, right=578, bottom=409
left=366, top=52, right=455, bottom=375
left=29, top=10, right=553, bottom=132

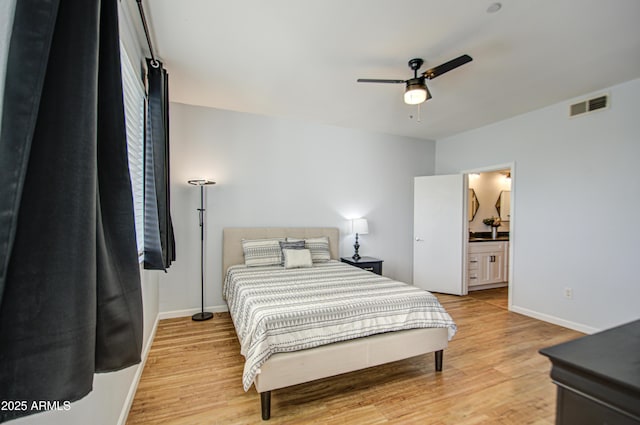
left=415, top=237, right=424, bottom=242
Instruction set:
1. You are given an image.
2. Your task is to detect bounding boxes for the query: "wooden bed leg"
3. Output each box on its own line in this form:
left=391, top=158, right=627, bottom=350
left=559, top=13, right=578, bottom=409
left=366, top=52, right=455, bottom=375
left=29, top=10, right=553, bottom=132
left=260, top=391, right=271, bottom=420
left=435, top=350, right=444, bottom=372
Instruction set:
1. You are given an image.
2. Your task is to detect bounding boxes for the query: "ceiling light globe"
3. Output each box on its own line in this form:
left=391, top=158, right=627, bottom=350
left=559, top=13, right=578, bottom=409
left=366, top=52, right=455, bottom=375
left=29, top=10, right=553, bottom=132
left=404, top=88, right=427, bottom=105
left=404, top=78, right=429, bottom=105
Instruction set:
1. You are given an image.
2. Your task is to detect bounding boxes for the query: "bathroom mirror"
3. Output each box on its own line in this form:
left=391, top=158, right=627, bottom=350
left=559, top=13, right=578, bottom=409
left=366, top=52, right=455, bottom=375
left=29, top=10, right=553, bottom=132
left=469, top=189, right=479, bottom=221
left=495, top=190, right=511, bottom=221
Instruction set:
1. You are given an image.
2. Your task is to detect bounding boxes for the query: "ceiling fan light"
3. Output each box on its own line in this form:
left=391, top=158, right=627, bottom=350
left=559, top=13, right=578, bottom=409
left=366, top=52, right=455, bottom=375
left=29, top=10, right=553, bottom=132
left=404, top=88, right=426, bottom=105
left=404, top=79, right=430, bottom=105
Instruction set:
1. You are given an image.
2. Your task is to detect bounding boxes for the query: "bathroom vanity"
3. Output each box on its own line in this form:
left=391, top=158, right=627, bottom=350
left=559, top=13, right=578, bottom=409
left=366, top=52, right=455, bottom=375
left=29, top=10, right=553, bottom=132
left=467, top=237, right=508, bottom=290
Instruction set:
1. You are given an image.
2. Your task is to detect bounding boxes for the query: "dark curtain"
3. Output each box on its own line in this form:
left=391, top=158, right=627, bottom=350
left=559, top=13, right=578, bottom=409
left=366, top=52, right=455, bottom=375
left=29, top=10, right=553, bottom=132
left=143, top=59, right=175, bottom=270
left=0, top=0, right=142, bottom=422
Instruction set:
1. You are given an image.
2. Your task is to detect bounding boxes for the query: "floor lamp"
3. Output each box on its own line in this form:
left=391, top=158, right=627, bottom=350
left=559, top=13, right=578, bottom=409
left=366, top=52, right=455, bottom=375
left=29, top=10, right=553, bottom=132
left=188, top=179, right=216, bottom=321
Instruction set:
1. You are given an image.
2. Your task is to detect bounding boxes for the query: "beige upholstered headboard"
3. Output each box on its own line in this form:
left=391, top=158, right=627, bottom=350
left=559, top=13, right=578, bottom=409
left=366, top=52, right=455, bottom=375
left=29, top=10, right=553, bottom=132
left=222, top=227, right=340, bottom=277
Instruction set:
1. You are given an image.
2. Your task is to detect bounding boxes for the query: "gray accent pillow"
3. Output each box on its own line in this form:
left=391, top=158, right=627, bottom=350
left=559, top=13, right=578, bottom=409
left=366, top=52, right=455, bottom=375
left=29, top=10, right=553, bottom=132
left=279, top=240, right=306, bottom=265
left=287, top=236, right=331, bottom=263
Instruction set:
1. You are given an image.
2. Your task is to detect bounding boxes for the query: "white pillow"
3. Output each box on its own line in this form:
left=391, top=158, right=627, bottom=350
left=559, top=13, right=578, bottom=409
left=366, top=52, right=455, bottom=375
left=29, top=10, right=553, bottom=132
left=283, top=248, right=313, bottom=269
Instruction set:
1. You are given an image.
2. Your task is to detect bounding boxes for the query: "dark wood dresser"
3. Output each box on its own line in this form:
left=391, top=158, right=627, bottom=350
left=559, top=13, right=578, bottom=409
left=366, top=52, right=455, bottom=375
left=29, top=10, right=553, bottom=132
left=539, top=319, right=640, bottom=425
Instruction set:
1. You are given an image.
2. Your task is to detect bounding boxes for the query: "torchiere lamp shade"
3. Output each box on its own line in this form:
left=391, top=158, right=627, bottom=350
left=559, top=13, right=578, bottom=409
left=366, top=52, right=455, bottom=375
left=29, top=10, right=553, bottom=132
left=188, top=179, right=215, bottom=186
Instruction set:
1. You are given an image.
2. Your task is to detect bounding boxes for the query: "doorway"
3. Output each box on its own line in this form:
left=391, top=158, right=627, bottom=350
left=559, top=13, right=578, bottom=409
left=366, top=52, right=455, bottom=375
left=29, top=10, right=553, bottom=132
left=412, top=166, right=514, bottom=306
left=465, top=164, right=514, bottom=309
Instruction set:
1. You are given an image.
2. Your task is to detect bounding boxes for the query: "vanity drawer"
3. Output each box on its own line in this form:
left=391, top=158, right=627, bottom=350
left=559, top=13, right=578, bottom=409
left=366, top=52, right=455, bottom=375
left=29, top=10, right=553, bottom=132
left=468, top=255, right=480, bottom=270
left=468, top=242, right=507, bottom=253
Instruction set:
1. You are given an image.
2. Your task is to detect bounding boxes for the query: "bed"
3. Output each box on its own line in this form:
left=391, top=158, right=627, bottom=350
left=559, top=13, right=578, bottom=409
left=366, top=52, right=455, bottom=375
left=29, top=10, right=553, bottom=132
left=222, top=227, right=456, bottom=420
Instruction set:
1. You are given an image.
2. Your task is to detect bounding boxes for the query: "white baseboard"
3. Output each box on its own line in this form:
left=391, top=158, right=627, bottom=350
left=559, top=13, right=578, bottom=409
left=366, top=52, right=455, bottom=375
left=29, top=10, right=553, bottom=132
left=510, top=305, right=599, bottom=334
left=158, top=304, right=229, bottom=320
left=116, top=314, right=160, bottom=425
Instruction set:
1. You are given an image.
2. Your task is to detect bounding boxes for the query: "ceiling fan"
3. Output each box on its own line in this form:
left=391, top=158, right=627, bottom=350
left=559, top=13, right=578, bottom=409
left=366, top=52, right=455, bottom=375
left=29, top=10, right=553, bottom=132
left=357, top=54, right=473, bottom=105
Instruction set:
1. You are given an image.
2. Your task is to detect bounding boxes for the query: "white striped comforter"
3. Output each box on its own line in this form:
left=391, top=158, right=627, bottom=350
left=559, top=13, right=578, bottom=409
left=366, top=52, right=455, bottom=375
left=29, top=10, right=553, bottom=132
left=223, top=260, right=457, bottom=391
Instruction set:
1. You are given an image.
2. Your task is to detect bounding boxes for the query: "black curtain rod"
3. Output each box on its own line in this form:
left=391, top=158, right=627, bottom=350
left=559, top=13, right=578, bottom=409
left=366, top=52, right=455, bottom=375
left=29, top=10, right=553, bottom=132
left=135, top=0, right=159, bottom=68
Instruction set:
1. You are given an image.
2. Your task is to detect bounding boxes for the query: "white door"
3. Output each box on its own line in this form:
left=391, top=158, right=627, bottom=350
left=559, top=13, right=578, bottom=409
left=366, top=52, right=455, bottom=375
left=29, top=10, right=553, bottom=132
left=413, top=175, right=466, bottom=295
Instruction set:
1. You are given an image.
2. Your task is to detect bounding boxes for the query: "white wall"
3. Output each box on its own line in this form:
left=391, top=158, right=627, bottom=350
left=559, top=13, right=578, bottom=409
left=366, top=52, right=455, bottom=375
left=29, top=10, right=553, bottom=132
left=436, top=79, right=640, bottom=333
left=159, top=103, right=435, bottom=314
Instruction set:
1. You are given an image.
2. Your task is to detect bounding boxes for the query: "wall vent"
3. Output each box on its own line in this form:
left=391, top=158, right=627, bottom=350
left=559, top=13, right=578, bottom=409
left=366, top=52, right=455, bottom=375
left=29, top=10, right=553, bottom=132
left=569, top=94, right=609, bottom=117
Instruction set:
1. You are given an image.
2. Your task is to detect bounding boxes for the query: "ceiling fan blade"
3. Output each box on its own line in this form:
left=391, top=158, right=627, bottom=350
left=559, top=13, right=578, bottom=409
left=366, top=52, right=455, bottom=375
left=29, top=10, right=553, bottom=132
left=422, top=54, right=472, bottom=80
left=357, top=78, right=406, bottom=84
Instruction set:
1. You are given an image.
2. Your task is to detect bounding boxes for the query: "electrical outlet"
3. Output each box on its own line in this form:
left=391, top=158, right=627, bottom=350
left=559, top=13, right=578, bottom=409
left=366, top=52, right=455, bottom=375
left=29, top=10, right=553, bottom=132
left=564, top=287, right=573, bottom=299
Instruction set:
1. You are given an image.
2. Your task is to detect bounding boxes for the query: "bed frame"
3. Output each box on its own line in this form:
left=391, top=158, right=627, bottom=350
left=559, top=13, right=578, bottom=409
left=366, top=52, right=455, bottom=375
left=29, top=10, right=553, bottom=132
left=222, top=227, right=449, bottom=420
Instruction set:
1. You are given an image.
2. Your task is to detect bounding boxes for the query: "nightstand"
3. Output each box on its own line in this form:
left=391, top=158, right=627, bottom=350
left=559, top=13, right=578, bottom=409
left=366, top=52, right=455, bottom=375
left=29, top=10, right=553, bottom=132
left=340, top=256, right=383, bottom=275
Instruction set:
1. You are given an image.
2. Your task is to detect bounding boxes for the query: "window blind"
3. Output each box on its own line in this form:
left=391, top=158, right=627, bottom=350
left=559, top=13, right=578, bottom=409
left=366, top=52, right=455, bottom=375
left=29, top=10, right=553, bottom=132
left=120, top=42, right=145, bottom=257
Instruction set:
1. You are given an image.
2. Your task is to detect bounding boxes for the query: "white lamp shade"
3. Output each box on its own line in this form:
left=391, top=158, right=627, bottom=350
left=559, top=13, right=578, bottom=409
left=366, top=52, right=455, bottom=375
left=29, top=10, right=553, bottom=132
left=352, top=218, right=369, bottom=235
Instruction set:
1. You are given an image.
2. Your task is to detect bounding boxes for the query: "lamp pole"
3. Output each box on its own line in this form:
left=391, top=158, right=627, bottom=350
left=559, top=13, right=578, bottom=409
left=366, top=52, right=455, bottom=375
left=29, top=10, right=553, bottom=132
left=188, top=179, right=215, bottom=321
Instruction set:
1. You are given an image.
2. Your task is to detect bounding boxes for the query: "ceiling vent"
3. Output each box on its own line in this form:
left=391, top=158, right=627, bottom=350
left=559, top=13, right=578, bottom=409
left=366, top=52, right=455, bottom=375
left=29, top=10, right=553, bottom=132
left=569, top=94, right=609, bottom=117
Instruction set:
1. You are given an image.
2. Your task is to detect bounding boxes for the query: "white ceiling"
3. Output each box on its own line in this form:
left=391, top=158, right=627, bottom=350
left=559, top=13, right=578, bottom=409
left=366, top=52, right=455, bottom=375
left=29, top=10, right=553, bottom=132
left=139, top=0, right=640, bottom=141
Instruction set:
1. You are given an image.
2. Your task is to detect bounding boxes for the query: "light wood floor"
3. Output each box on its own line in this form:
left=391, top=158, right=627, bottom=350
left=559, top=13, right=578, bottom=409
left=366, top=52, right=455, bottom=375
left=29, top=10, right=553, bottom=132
left=126, top=288, right=582, bottom=424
